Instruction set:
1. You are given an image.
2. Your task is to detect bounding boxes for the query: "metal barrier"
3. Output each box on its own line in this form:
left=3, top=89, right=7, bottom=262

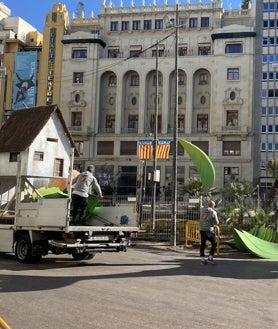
left=185, top=220, right=201, bottom=247
left=185, top=220, right=220, bottom=256
left=0, top=317, right=12, bottom=329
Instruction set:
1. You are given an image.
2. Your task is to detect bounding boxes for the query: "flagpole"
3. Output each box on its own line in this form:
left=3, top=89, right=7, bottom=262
left=138, top=160, right=145, bottom=227
left=151, top=40, right=159, bottom=232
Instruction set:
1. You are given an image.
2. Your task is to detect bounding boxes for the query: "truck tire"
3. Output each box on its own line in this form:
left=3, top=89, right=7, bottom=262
left=72, top=250, right=95, bottom=261
left=15, top=235, right=42, bottom=263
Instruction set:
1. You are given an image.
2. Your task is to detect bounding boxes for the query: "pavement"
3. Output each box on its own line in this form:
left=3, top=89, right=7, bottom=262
left=133, top=238, right=258, bottom=260
left=1, top=237, right=277, bottom=329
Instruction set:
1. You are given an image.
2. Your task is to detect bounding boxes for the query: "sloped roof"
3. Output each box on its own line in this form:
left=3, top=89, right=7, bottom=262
left=0, top=105, right=77, bottom=153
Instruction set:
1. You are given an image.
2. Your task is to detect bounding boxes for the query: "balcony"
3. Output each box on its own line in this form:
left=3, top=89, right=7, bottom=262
left=222, top=125, right=241, bottom=131
left=69, top=125, right=82, bottom=131
left=191, top=128, right=208, bottom=134
left=99, top=127, right=115, bottom=134
left=168, top=127, right=185, bottom=134
left=121, top=127, right=138, bottom=134
left=214, top=125, right=249, bottom=140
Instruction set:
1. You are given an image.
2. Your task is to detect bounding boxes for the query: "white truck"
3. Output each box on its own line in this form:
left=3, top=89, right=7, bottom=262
left=0, top=160, right=139, bottom=263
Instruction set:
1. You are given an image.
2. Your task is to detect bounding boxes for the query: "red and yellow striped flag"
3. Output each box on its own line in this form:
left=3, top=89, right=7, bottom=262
left=138, top=139, right=153, bottom=159
left=156, top=139, right=171, bottom=159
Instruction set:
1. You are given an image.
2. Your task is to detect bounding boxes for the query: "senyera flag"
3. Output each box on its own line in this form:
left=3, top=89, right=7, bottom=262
left=138, top=138, right=172, bottom=160
left=138, top=139, right=153, bottom=159
left=156, top=138, right=171, bottom=159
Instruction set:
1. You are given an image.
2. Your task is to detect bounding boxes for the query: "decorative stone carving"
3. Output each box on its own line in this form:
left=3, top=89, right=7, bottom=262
left=223, top=87, right=243, bottom=105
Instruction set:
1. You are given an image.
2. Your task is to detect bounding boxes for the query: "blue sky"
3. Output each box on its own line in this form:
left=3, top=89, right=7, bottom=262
left=3, top=0, right=243, bottom=33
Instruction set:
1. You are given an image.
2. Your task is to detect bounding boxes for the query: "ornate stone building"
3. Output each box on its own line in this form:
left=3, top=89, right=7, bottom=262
left=56, top=1, right=256, bottom=195
left=0, top=1, right=257, bottom=196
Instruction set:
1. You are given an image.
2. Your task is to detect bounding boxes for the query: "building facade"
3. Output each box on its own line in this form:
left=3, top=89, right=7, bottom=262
left=36, top=3, right=69, bottom=107
left=0, top=1, right=258, bottom=197
left=57, top=0, right=257, bottom=196
left=0, top=2, right=42, bottom=122
left=257, top=0, right=278, bottom=198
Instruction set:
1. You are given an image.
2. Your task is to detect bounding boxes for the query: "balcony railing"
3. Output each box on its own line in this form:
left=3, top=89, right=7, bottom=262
left=121, top=127, right=138, bottom=134
left=99, top=127, right=115, bottom=133
left=214, top=125, right=249, bottom=140
left=168, top=127, right=185, bottom=133
left=222, top=125, right=241, bottom=131
left=69, top=125, right=82, bottom=131
left=191, top=128, right=208, bottom=134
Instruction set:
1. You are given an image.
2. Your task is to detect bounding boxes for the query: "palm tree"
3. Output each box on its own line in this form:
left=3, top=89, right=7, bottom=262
left=179, top=177, right=218, bottom=198
left=223, top=181, right=256, bottom=225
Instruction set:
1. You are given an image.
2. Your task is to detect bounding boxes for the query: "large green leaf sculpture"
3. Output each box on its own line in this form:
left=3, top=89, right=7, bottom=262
left=234, top=228, right=278, bottom=259
left=178, top=139, right=215, bottom=193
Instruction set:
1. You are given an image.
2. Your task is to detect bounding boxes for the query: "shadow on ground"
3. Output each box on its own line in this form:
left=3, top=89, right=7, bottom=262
left=0, top=244, right=277, bottom=293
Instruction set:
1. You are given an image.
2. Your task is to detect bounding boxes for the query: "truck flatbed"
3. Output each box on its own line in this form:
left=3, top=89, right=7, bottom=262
left=0, top=172, right=139, bottom=263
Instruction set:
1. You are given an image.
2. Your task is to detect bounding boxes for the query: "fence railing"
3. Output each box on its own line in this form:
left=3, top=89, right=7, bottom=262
left=139, top=200, right=201, bottom=243
left=96, top=197, right=235, bottom=245
left=139, top=200, right=234, bottom=245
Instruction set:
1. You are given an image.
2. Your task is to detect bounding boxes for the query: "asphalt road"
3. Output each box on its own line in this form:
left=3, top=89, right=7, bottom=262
left=0, top=242, right=277, bottom=329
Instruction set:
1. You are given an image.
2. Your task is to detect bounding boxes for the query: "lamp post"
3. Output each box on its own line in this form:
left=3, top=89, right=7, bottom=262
left=151, top=41, right=159, bottom=232
left=257, top=185, right=260, bottom=209
left=150, top=4, right=179, bottom=238
left=171, top=3, right=179, bottom=246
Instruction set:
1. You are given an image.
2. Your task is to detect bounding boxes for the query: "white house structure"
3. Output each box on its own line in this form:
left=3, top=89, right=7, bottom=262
left=0, top=105, right=76, bottom=178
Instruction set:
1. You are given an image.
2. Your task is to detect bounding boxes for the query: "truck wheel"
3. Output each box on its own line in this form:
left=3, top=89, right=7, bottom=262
left=15, top=235, right=32, bottom=263
left=83, top=253, right=95, bottom=260
left=15, top=235, right=42, bottom=263
left=72, top=251, right=95, bottom=261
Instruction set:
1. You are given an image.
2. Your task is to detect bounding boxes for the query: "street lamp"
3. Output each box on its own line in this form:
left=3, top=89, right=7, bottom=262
left=166, top=4, right=179, bottom=246
left=150, top=4, right=179, bottom=241
left=151, top=41, right=159, bottom=232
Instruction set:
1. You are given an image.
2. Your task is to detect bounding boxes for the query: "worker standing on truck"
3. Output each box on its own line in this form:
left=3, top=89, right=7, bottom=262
left=71, top=165, right=103, bottom=225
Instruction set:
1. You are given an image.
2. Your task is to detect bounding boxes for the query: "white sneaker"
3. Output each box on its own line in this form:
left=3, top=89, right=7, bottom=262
left=200, top=257, right=208, bottom=265
left=207, top=256, right=215, bottom=265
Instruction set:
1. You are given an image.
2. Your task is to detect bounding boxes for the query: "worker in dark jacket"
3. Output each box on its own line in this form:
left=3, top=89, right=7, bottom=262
left=71, top=165, right=103, bottom=225
left=199, top=200, right=219, bottom=264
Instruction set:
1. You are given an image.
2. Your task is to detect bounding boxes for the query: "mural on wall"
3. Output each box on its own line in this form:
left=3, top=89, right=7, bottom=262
left=12, top=52, right=37, bottom=110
